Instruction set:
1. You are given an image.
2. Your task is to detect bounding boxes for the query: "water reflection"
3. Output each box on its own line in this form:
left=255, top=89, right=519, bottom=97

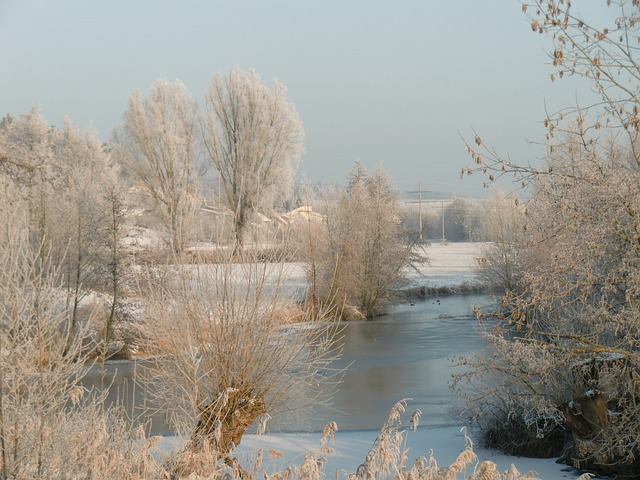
left=84, top=360, right=174, bottom=435
left=84, top=293, right=494, bottom=434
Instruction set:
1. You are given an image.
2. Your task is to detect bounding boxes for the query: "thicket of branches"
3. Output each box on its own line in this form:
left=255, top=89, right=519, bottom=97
left=0, top=183, right=165, bottom=479
left=457, top=1, right=640, bottom=477
left=135, top=255, right=343, bottom=475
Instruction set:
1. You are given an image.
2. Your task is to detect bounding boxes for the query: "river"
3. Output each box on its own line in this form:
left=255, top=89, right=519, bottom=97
left=301, top=293, right=494, bottom=431
left=84, top=292, right=494, bottom=434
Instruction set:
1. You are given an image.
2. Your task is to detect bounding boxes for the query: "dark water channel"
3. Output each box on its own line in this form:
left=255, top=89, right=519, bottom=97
left=84, top=293, right=494, bottom=434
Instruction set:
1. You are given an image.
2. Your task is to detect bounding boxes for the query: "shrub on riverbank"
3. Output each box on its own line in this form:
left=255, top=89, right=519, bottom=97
left=297, top=163, right=424, bottom=320
left=133, top=254, right=344, bottom=472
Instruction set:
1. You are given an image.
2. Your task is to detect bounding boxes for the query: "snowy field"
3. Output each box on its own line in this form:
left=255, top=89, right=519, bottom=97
left=221, top=242, right=594, bottom=479
left=404, top=241, right=487, bottom=288
left=274, top=241, right=487, bottom=296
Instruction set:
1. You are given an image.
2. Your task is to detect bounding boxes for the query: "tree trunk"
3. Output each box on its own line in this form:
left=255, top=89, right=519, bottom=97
left=233, top=208, right=246, bottom=255
left=192, top=389, right=265, bottom=454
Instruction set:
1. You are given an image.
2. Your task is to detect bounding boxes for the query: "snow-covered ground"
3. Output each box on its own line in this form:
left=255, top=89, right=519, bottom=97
left=233, top=426, right=585, bottom=479
left=404, top=241, right=487, bottom=288
left=275, top=241, right=487, bottom=295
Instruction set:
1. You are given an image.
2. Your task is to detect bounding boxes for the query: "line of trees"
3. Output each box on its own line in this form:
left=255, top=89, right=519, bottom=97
left=401, top=197, right=485, bottom=243
left=112, top=67, right=304, bottom=255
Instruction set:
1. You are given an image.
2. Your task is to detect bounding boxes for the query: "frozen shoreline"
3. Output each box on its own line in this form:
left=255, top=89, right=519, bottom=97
left=154, top=425, right=589, bottom=479
left=235, top=426, right=585, bottom=479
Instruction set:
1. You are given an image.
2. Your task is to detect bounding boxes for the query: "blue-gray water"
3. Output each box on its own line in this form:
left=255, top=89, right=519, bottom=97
left=84, top=293, right=494, bottom=434
left=302, top=293, right=493, bottom=431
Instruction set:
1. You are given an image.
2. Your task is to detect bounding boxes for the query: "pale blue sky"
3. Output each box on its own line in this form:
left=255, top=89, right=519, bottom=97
left=0, top=1, right=596, bottom=194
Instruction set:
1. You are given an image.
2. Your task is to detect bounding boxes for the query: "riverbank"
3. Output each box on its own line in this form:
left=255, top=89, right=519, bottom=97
left=137, top=242, right=595, bottom=478
left=230, top=241, right=594, bottom=479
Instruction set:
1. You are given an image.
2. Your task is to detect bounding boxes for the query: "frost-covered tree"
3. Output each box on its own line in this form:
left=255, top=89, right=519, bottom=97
left=457, top=2, right=640, bottom=477
left=201, top=67, right=304, bottom=251
left=463, top=0, right=640, bottom=183
left=442, top=197, right=481, bottom=242
left=50, top=120, right=124, bottom=333
left=0, top=109, right=127, bottom=343
left=0, top=106, right=58, bottom=248
left=457, top=139, right=640, bottom=476
left=313, top=163, right=416, bottom=319
left=114, top=78, right=201, bottom=253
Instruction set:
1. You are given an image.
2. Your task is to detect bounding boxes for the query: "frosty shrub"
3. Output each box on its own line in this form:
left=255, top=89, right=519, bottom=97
left=136, top=250, right=343, bottom=477
left=458, top=132, right=640, bottom=477
left=301, top=162, right=419, bottom=319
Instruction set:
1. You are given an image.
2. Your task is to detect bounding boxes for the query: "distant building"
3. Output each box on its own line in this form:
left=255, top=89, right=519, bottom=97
left=276, top=205, right=324, bottom=226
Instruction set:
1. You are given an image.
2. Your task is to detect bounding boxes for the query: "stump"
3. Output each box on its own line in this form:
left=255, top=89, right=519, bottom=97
left=558, top=355, right=640, bottom=479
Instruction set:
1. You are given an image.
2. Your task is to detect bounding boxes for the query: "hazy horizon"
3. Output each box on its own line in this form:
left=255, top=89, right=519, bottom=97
left=0, top=1, right=602, bottom=194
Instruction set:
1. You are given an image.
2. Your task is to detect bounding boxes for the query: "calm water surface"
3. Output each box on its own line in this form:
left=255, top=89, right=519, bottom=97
left=85, top=293, right=494, bottom=434
left=306, top=293, right=494, bottom=431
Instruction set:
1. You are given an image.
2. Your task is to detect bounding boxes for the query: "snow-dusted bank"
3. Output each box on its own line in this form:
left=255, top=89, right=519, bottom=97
left=234, top=426, right=585, bottom=479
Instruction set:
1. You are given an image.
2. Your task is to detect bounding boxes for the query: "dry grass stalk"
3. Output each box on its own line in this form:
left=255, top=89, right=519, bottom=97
left=343, top=400, right=543, bottom=480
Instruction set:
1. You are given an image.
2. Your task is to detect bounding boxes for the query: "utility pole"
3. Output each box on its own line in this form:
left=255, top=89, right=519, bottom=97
left=423, top=199, right=448, bottom=244
left=407, top=181, right=431, bottom=242
left=440, top=200, right=446, bottom=244
left=418, top=180, right=423, bottom=242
